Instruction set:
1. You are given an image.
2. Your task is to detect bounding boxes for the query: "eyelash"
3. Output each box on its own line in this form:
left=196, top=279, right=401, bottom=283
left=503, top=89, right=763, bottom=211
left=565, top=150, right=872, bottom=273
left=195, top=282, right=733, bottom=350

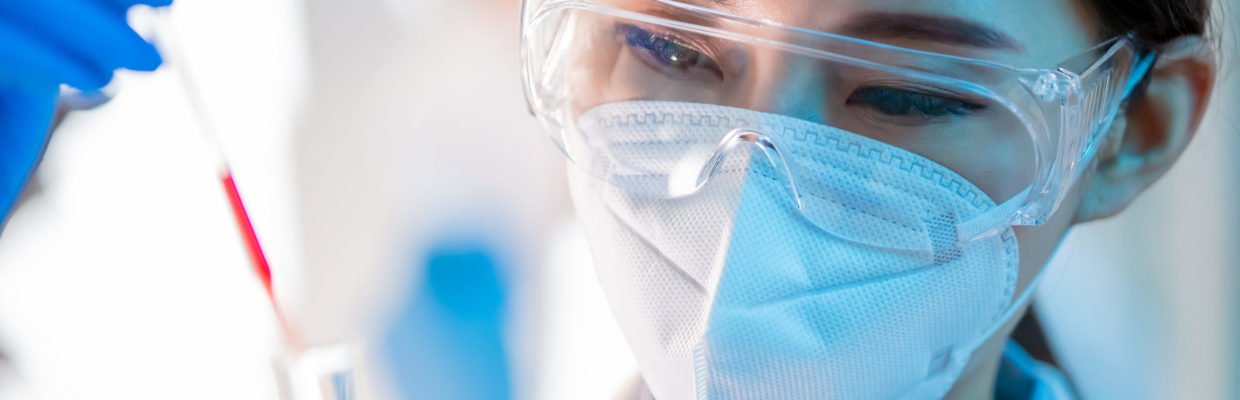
left=618, top=23, right=723, bottom=80
left=845, top=86, right=986, bottom=120
left=615, top=24, right=985, bottom=122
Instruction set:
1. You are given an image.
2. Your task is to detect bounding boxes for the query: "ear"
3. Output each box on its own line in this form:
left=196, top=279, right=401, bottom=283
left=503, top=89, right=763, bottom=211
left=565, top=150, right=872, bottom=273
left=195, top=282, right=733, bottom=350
left=1074, top=36, right=1218, bottom=223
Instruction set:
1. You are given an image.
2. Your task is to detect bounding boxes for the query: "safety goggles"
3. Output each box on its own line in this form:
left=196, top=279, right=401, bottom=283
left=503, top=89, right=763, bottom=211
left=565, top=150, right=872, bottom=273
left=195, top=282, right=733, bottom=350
left=521, top=0, right=1154, bottom=239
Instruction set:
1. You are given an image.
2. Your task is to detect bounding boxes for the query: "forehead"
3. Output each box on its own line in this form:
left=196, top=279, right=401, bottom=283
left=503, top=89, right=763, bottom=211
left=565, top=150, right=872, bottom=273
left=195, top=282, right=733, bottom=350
left=664, top=0, right=1101, bottom=68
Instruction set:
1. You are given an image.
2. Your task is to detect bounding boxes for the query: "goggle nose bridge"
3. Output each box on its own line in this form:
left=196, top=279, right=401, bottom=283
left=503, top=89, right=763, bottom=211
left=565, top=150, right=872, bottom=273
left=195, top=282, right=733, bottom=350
left=670, top=127, right=804, bottom=211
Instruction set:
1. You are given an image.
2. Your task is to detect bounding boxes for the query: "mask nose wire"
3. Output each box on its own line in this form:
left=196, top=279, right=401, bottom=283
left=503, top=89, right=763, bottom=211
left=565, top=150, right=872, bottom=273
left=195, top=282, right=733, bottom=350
left=686, top=128, right=804, bottom=211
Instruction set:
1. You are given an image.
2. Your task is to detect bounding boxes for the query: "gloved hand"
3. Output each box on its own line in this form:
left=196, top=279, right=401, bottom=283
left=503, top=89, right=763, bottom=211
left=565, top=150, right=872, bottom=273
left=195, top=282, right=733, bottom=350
left=0, top=0, right=171, bottom=228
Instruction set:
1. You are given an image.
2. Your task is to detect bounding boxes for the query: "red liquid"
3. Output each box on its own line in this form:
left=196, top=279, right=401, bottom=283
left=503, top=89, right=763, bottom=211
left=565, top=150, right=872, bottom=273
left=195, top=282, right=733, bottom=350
left=221, top=170, right=302, bottom=348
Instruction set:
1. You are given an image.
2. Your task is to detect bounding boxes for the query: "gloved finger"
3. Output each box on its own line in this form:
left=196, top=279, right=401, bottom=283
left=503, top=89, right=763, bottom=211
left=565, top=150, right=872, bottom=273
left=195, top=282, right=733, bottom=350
left=0, top=83, right=57, bottom=223
left=0, top=0, right=162, bottom=82
left=55, top=0, right=175, bottom=18
left=111, top=0, right=174, bottom=8
left=0, top=22, right=112, bottom=90
left=84, top=0, right=173, bottom=17
left=0, top=0, right=164, bottom=72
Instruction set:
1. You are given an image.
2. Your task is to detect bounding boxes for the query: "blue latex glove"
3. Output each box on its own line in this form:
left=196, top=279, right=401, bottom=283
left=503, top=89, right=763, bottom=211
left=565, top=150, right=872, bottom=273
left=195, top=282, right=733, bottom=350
left=0, top=0, right=170, bottom=228
left=385, top=241, right=512, bottom=400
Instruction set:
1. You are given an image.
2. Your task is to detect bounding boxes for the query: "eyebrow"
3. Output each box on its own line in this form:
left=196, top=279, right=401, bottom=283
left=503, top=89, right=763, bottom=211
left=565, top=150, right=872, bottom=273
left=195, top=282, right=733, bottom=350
left=839, top=12, right=1025, bottom=51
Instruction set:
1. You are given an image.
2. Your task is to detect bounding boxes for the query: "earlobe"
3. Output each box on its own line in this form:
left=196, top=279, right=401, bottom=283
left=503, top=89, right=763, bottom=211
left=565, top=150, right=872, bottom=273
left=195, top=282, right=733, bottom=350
left=1073, top=36, right=1217, bottom=223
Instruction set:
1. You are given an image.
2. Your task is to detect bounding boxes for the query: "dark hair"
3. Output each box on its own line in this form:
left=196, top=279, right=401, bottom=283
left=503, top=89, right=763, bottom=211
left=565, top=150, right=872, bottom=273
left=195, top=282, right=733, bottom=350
left=1084, top=0, right=1212, bottom=48
left=1082, top=0, right=1216, bottom=107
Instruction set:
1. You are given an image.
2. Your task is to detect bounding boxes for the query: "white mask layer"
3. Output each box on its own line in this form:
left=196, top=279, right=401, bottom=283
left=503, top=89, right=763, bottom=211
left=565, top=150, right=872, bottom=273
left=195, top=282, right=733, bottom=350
left=568, top=101, right=1024, bottom=400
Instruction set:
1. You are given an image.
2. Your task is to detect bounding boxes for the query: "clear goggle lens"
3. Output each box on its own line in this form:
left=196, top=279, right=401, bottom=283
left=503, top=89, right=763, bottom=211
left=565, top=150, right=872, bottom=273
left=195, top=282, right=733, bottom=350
left=522, top=0, right=1149, bottom=239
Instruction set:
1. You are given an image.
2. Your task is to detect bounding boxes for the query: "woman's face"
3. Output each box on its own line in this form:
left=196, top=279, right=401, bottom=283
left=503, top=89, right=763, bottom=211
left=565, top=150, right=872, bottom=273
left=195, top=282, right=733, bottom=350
left=581, top=0, right=1105, bottom=282
left=574, top=0, right=1112, bottom=385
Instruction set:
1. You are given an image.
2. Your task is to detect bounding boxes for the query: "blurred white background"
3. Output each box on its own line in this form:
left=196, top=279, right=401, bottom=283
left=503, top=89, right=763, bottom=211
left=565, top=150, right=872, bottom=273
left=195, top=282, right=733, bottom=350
left=0, top=0, right=305, bottom=398
left=0, top=0, right=1234, bottom=399
left=1035, top=4, right=1239, bottom=399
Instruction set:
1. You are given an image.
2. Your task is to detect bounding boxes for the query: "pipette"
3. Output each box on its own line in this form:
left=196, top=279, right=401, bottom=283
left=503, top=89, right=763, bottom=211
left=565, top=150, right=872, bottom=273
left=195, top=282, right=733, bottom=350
left=149, top=13, right=303, bottom=351
left=145, top=12, right=361, bottom=400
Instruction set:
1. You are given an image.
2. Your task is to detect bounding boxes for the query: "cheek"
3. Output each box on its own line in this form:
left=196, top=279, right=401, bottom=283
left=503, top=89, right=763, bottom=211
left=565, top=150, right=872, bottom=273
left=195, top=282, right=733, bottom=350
left=943, top=167, right=1092, bottom=382
left=1011, top=168, right=1092, bottom=296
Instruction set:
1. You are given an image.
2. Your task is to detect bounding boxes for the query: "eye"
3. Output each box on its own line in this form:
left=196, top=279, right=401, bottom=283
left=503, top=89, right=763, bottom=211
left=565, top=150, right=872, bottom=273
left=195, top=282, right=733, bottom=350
left=846, top=85, right=985, bottom=122
left=617, top=23, right=722, bottom=80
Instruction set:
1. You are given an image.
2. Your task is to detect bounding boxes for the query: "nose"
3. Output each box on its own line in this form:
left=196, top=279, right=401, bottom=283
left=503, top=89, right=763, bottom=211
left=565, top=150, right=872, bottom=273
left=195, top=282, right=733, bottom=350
left=736, top=50, right=831, bottom=123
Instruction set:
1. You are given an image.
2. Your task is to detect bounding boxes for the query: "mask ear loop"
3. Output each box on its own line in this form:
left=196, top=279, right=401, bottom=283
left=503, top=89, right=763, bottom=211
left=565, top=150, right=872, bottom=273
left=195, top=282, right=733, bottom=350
left=936, top=247, right=1053, bottom=379
left=920, top=215, right=1069, bottom=399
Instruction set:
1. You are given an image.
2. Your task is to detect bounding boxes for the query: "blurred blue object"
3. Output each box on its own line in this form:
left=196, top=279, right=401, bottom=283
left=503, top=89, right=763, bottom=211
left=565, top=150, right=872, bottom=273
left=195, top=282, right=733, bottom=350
left=0, top=0, right=170, bottom=228
left=384, top=239, right=511, bottom=400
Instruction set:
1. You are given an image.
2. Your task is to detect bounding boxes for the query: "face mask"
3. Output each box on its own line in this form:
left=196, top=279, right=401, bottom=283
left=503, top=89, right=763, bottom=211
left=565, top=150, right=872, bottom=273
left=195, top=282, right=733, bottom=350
left=568, top=101, right=1042, bottom=400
